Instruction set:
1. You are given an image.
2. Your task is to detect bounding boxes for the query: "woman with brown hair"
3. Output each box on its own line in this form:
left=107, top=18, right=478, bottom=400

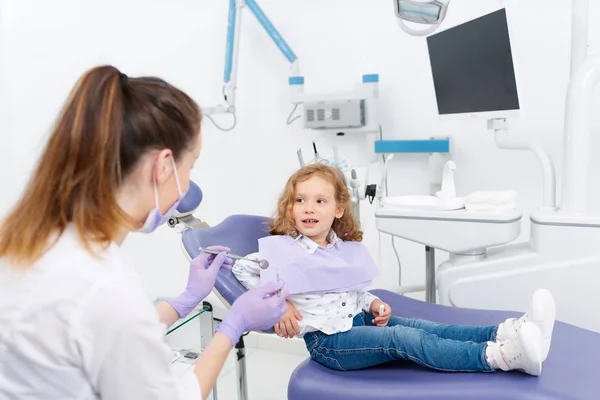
left=0, top=65, right=287, bottom=399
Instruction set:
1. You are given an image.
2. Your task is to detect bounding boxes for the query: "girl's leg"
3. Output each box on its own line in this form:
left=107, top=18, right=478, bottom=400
left=364, top=313, right=498, bottom=343
left=306, top=324, right=492, bottom=372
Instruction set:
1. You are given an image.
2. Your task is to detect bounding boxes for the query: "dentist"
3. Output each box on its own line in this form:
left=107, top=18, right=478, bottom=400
left=0, top=65, right=287, bottom=400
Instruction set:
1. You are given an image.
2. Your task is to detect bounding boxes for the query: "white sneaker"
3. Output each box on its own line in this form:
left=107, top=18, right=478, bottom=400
left=491, top=322, right=543, bottom=376
left=496, top=288, right=556, bottom=361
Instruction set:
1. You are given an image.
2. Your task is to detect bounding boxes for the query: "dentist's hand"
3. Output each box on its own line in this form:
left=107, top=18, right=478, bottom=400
left=216, top=281, right=289, bottom=346
left=168, top=246, right=234, bottom=318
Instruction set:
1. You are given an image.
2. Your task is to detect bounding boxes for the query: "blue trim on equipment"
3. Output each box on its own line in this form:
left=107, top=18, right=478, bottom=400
left=362, top=74, right=379, bottom=83
left=374, top=139, right=450, bottom=154
left=246, top=0, right=298, bottom=63
left=224, top=0, right=236, bottom=83
left=289, top=76, right=305, bottom=85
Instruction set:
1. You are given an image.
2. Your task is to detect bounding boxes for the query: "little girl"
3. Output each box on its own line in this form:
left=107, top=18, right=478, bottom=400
left=232, top=164, right=556, bottom=375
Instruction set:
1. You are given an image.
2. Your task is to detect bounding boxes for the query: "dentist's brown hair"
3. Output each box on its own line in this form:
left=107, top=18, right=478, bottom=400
left=0, top=65, right=201, bottom=267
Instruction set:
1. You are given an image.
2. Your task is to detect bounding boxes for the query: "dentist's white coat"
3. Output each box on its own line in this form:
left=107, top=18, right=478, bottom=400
left=0, top=226, right=200, bottom=399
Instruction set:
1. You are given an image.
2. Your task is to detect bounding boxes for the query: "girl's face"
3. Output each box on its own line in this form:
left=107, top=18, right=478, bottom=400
left=292, top=175, right=344, bottom=246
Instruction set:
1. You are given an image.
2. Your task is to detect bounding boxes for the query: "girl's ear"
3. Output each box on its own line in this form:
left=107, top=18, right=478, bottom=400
left=335, top=203, right=345, bottom=219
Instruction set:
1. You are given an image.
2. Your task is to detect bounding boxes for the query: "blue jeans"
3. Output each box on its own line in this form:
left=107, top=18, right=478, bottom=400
left=303, top=312, right=497, bottom=372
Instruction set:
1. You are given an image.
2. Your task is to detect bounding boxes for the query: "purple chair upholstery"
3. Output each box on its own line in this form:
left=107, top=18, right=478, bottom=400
left=181, top=214, right=600, bottom=400
left=289, top=289, right=599, bottom=400
left=177, top=181, right=203, bottom=215
left=182, top=214, right=275, bottom=333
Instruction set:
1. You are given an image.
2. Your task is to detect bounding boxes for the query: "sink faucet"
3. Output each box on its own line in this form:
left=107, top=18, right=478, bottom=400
left=436, top=160, right=456, bottom=199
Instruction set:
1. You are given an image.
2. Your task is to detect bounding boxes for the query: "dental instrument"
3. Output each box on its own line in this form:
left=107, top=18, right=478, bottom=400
left=332, top=146, right=340, bottom=169
left=349, top=169, right=361, bottom=221
left=199, top=247, right=269, bottom=269
left=297, top=149, right=305, bottom=167
left=312, top=141, right=320, bottom=161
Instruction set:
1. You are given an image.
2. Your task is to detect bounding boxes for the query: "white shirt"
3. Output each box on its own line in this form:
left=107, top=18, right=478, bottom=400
left=232, top=231, right=379, bottom=337
left=0, top=226, right=200, bottom=400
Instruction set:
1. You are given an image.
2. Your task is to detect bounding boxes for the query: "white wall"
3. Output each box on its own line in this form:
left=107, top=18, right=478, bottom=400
left=2, top=0, right=600, bottom=310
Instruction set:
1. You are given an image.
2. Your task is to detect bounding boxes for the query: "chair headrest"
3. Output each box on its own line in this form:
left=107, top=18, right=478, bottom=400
left=176, top=181, right=203, bottom=216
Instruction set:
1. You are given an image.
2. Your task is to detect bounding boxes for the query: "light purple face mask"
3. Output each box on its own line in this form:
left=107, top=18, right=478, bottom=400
left=138, top=157, right=187, bottom=234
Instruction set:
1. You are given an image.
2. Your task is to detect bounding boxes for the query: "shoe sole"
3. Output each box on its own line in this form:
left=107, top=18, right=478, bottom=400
left=519, top=323, right=543, bottom=376
left=530, top=289, right=556, bottom=361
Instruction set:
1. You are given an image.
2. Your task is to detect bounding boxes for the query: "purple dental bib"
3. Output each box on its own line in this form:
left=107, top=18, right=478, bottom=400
left=258, top=235, right=379, bottom=294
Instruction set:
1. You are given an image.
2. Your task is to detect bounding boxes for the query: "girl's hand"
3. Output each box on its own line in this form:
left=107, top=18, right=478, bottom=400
left=275, top=300, right=303, bottom=338
left=370, top=300, right=391, bottom=327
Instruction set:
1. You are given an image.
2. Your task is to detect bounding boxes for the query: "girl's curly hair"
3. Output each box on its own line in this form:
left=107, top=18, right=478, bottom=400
left=268, top=164, right=363, bottom=242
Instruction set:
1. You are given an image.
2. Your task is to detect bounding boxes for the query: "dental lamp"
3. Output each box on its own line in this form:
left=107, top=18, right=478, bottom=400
left=393, top=0, right=451, bottom=36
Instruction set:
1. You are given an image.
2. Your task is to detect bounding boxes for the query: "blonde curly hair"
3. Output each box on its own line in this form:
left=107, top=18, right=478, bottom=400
left=268, top=164, right=363, bottom=242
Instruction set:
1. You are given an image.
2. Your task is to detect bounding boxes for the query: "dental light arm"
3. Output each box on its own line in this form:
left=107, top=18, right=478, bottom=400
left=205, top=0, right=380, bottom=135
left=204, top=0, right=299, bottom=131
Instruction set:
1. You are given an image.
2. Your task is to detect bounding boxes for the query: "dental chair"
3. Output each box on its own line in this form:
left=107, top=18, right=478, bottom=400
left=177, top=189, right=599, bottom=399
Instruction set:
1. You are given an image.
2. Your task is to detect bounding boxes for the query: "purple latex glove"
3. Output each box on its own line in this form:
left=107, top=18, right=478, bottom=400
left=168, top=245, right=234, bottom=318
left=216, top=281, right=289, bottom=346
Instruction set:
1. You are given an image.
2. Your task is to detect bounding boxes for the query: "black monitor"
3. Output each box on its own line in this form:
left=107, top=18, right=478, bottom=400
left=426, top=8, right=520, bottom=116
